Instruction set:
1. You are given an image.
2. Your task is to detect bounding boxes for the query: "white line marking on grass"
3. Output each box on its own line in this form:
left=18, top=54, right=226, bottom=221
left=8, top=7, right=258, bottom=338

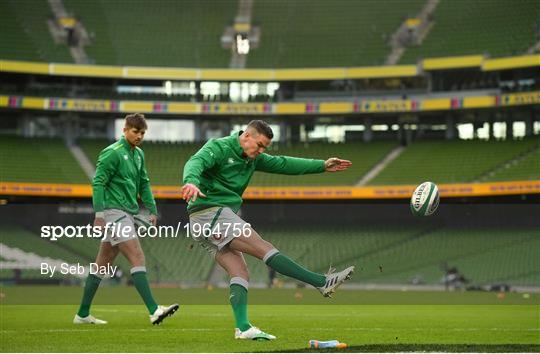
left=309, top=328, right=540, bottom=332
left=92, top=309, right=143, bottom=313
left=0, top=328, right=227, bottom=334
left=2, top=328, right=537, bottom=334
left=93, top=309, right=229, bottom=316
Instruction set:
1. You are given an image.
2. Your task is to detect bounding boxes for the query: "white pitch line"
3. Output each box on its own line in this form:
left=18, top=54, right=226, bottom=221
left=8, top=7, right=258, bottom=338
left=309, top=327, right=540, bottom=332
left=93, top=309, right=229, bottom=317
left=0, top=328, right=227, bottom=334
left=92, top=309, right=144, bottom=313
left=1, top=328, right=537, bottom=334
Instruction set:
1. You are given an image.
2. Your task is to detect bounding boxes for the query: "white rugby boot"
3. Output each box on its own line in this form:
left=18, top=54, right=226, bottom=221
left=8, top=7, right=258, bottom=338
left=317, top=265, right=355, bottom=298
left=235, top=326, right=276, bottom=340
left=150, top=303, right=179, bottom=325
left=73, top=314, right=107, bottom=324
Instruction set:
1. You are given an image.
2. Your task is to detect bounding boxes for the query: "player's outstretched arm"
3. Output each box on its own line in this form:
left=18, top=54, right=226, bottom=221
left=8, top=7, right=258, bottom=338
left=324, top=157, right=352, bottom=172
left=255, top=154, right=327, bottom=175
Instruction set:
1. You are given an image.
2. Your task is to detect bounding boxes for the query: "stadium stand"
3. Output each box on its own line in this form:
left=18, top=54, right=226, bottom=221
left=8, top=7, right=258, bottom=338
left=1, top=221, right=538, bottom=286
left=139, top=234, right=214, bottom=284
left=400, top=0, right=540, bottom=63
left=51, top=231, right=131, bottom=275
left=346, top=227, right=540, bottom=287
left=483, top=146, right=540, bottom=182
left=368, top=137, right=540, bottom=185
left=53, top=224, right=213, bottom=284
left=248, top=0, right=425, bottom=67
left=242, top=225, right=426, bottom=284
left=0, top=224, right=83, bottom=280
left=250, top=141, right=398, bottom=186
left=0, top=86, right=192, bottom=102
left=3, top=136, right=536, bottom=186
left=0, top=0, right=72, bottom=62
left=0, top=223, right=212, bottom=284
left=0, top=2, right=39, bottom=61
left=219, top=225, right=540, bottom=287
left=2, top=0, right=538, bottom=67
left=0, top=136, right=89, bottom=183
left=80, top=139, right=397, bottom=186
left=62, top=0, right=236, bottom=67
left=79, top=139, right=204, bottom=186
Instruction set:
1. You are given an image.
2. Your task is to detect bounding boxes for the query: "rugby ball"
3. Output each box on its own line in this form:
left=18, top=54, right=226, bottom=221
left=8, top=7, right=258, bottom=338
left=410, top=182, right=439, bottom=216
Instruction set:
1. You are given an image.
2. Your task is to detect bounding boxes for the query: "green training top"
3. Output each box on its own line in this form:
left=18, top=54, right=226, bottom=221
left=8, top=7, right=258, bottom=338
left=92, top=136, right=157, bottom=215
left=183, top=131, right=325, bottom=214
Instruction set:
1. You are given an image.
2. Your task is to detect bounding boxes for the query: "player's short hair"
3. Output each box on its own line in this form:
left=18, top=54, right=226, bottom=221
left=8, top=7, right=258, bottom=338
left=125, top=113, right=147, bottom=130
left=246, top=120, right=273, bottom=139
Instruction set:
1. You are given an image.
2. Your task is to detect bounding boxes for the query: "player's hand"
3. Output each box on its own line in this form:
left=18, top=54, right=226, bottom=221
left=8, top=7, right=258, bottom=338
left=149, top=214, right=157, bottom=226
left=94, top=217, right=106, bottom=229
left=182, top=183, right=207, bottom=202
left=324, top=157, right=352, bottom=172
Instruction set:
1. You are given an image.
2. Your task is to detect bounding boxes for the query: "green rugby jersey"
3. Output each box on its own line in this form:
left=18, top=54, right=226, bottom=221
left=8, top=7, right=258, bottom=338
left=183, top=131, right=325, bottom=214
left=92, top=136, right=157, bottom=215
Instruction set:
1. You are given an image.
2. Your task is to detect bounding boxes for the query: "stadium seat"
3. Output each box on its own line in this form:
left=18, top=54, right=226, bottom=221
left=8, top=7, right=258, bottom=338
left=369, top=137, right=540, bottom=185
left=401, top=0, right=540, bottom=63
left=0, top=224, right=85, bottom=280
left=0, top=136, right=89, bottom=184
left=249, top=0, right=425, bottom=67
left=235, top=225, right=540, bottom=287
left=0, top=0, right=72, bottom=62
left=62, top=0, right=236, bottom=67
left=79, top=139, right=397, bottom=186
left=483, top=145, right=540, bottom=181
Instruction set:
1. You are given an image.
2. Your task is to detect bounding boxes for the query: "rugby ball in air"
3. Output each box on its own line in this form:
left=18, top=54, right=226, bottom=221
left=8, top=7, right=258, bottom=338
left=410, top=182, right=439, bottom=216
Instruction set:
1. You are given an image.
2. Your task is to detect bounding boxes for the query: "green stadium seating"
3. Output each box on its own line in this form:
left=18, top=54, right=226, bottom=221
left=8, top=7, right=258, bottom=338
left=251, top=141, right=397, bottom=186
left=0, top=224, right=81, bottom=263
left=219, top=225, right=540, bottom=287
left=401, top=0, right=540, bottom=63
left=249, top=0, right=425, bottom=67
left=0, top=224, right=84, bottom=280
left=0, top=223, right=212, bottom=284
left=139, top=233, right=214, bottom=284
left=369, top=137, right=540, bottom=185
left=483, top=146, right=540, bottom=182
left=2, top=222, right=538, bottom=286
left=0, top=136, right=89, bottom=184
left=3, top=136, right=536, bottom=186
left=342, top=228, right=540, bottom=287
left=53, top=225, right=213, bottom=284
left=0, top=1, right=39, bottom=61
left=241, top=225, right=427, bottom=285
left=0, top=0, right=72, bottom=62
left=50, top=230, right=131, bottom=275
left=62, top=0, right=236, bottom=67
left=0, top=225, right=213, bottom=284
left=2, top=0, right=538, bottom=67
left=80, top=139, right=397, bottom=186
left=79, top=139, right=204, bottom=186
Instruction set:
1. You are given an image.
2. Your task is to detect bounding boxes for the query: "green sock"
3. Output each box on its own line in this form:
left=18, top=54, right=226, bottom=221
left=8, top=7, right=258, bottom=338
left=77, top=274, right=102, bottom=317
left=131, top=267, right=158, bottom=314
left=229, top=282, right=251, bottom=331
left=265, top=251, right=326, bottom=287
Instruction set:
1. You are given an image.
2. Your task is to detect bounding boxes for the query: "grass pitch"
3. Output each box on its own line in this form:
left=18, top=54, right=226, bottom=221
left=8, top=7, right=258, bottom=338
left=1, top=286, right=539, bottom=352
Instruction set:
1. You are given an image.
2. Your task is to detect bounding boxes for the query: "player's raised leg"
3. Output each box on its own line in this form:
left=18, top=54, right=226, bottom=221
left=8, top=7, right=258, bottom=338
left=74, top=242, right=118, bottom=324
left=229, top=228, right=354, bottom=298
left=119, top=238, right=179, bottom=325
left=215, top=247, right=276, bottom=340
